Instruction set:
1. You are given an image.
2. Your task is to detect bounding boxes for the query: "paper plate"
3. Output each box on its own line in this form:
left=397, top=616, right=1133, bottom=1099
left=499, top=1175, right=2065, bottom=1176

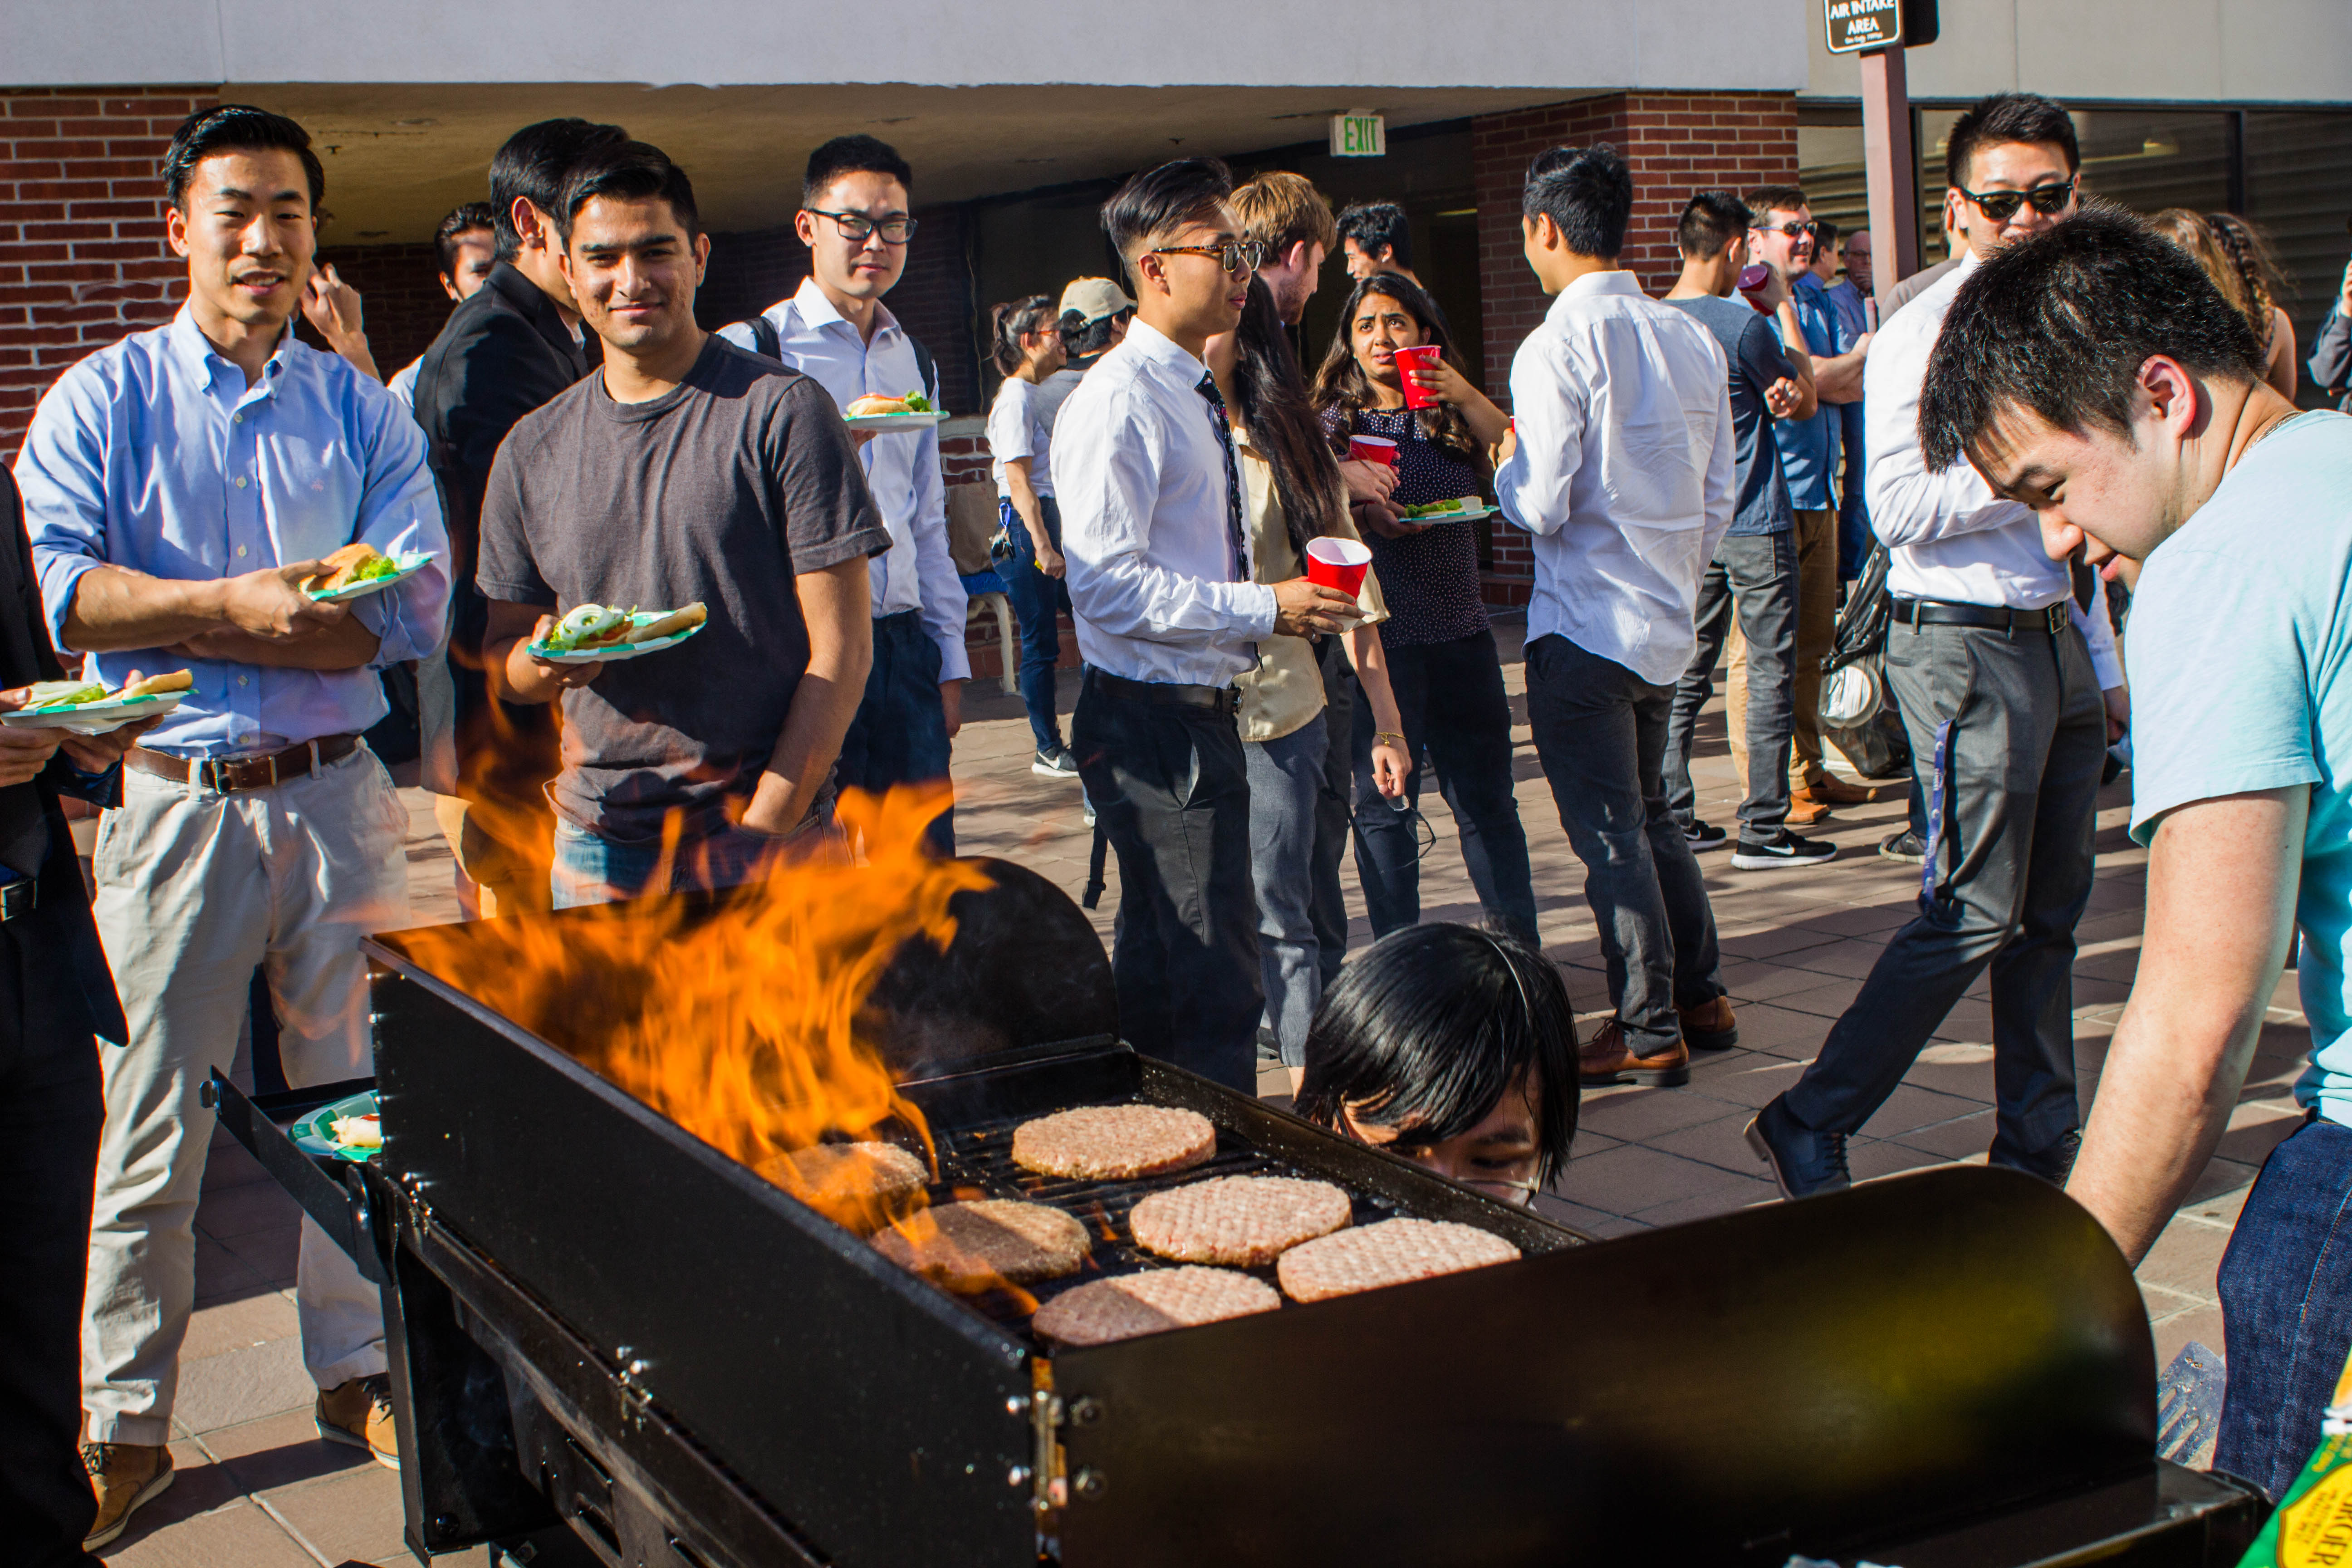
left=306, top=549, right=436, bottom=603
left=1397, top=503, right=1497, bottom=527
left=0, top=690, right=188, bottom=735
left=844, top=410, right=947, bottom=431
left=529, top=611, right=707, bottom=666
left=289, top=1090, right=382, bottom=1163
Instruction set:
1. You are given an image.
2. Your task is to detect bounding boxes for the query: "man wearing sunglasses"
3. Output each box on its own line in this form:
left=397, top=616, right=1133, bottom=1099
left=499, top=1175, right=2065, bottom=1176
left=718, top=135, right=966, bottom=854
left=1054, top=157, right=1360, bottom=1093
left=1749, top=91, right=2128, bottom=1200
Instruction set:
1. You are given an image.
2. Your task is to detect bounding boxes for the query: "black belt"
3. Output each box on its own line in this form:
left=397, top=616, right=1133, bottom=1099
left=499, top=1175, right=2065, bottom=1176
left=1891, top=598, right=2071, bottom=636
left=0, top=877, right=35, bottom=922
left=1084, top=669, right=1240, bottom=716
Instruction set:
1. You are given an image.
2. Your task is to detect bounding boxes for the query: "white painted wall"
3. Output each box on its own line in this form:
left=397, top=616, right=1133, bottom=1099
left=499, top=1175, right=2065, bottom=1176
left=4, top=0, right=1810, bottom=91
left=1806, top=0, right=2352, bottom=103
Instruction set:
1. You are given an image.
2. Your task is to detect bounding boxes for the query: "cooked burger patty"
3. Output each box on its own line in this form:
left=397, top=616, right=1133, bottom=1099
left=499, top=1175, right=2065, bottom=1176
left=1032, top=1267, right=1280, bottom=1346
left=872, top=1199, right=1090, bottom=1292
left=1275, top=1218, right=1520, bottom=1304
left=1010, top=1105, right=1217, bottom=1181
left=755, top=1142, right=929, bottom=1227
left=1128, top=1176, right=1350, bottom=1267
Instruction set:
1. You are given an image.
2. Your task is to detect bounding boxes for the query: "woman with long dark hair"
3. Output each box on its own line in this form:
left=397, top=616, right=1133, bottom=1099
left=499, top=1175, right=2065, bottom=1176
left=1312, top=271, right=1538, bottom=946
left=984, top=294, right=1078, bottom=774
left=1207, top=276, right=1412, bottom=1083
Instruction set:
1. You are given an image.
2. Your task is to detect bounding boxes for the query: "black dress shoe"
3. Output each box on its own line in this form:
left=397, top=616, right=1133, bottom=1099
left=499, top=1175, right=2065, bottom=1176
left=1744, top=1094, right=1852, bottom=1200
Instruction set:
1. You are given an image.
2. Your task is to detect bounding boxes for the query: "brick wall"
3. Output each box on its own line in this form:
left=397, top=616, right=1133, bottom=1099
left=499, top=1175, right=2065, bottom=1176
left=0, top=86, right=218, bottom=457
left=1470, top=91, right=1798, bottom=601
left=697, top=202, right=982, bottom=415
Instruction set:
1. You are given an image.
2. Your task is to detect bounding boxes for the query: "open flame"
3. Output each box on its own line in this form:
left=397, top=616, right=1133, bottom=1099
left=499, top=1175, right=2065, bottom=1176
left=397, top=784, right=994, bottom=1238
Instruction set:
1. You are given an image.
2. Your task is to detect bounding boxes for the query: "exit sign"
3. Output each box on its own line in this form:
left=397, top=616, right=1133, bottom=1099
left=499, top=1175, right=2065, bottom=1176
left=1825, top=0, right=1901, bottom=51
left=1330, top=112, right=1386, bottom=158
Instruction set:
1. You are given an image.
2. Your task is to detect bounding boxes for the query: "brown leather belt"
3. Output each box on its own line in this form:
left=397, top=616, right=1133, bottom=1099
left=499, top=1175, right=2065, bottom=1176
left=127, top=734, right=361, bottom=794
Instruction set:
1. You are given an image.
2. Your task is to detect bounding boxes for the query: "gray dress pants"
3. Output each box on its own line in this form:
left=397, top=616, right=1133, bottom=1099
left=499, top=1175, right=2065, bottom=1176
left=1784, top=615, right=2106, bottom=1170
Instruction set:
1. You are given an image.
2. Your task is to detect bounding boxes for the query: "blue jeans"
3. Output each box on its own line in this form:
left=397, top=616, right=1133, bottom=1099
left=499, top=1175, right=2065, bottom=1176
left=550, top=816, right=788, bottom=909
left=1000, top=496, right=1072, bottom=755
left=2215, top=1115, right=2352, bottom=1500
left=1245, top=715, right=1328, bottom=1068
left=836, top=608, right=955, bottom=856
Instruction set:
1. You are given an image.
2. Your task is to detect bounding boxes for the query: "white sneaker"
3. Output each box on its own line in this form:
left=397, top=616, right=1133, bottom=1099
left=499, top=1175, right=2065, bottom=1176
left=1032, top=746, right=1080, bottom=778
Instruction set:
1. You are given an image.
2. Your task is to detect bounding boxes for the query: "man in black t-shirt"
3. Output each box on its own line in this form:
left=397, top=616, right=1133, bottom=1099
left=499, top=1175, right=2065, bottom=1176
left=476, top=142, right=887, bottom=908
left=1660, top=192, right=1833, bottom=871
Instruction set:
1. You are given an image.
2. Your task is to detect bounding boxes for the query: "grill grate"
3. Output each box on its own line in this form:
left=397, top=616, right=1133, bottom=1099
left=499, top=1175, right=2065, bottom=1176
left=903, top=1093, right=1417, bottom=1346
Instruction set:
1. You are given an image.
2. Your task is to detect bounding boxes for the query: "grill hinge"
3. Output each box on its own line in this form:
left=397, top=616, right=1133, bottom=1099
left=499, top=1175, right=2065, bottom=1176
left=1029, top=1363, right=1068, bottom=1515
left=615, top=1346, right=655, bottom=1432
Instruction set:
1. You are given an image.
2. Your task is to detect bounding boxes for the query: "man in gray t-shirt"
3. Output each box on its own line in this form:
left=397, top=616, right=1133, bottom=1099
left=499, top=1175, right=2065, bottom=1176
left=475, top=142, right=889, bottom=906
left=1657, top=192, right=1831, bottom=867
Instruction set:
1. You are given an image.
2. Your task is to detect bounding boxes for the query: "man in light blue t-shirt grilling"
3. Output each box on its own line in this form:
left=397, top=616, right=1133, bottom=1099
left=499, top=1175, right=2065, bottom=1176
left=1918, top=207, right=2352, bottom=1503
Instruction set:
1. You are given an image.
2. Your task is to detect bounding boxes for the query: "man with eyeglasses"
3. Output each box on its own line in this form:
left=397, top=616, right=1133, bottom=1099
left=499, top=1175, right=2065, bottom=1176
left=718, top=135, right=966, bottom=854
left=1749, top=90, right=2129, bottom=1200
left=1744, top=186, right=1872, bottom=831
left=1054, top=157, right=1359, bottom=1093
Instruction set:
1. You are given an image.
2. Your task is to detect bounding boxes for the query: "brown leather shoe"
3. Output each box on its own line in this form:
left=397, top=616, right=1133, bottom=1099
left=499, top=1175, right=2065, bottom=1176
left=1800, top=774, right=1885, bottom=806
left=318, top=1373, right=400, bottom=1470
left=1578, top=1019, right=1691, bottom=1087
left=1784, top=790, right=1833, bottom=825
left=1678, top=995, right=1739, bottom=1052
left=83, top=1440, right=173, bottom=1549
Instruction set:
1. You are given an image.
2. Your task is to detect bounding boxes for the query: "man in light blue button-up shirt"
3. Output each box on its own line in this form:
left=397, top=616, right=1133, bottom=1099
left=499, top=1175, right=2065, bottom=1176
left=10, top=106, right=447, bottom=1504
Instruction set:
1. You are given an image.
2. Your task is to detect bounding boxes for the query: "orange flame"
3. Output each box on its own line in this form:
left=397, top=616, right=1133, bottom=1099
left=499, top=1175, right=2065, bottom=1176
left=398, top=784, right=994, bottom=1238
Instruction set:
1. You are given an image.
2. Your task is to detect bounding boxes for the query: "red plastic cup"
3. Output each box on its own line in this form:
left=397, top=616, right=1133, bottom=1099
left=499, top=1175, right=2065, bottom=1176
left=1304, top=536, right=1372, bottom=598
left=1346, top=434, right=1398, bottom=468
left=1395, top=345, right=1442, bottom=409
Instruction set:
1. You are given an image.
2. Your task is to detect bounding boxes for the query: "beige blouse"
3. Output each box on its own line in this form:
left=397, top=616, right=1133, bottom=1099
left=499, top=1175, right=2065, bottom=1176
left=1231, top=425, right=1388, bottom=744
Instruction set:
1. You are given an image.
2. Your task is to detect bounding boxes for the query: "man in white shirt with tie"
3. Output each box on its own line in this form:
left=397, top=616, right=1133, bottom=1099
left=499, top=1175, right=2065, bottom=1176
left=1496, top=142, right=1738, bottom=1092
left=1748, top=92, right=2129, bottom=1197
left=1054, top=158, right=1357, bottom=1090
left=718, top=136, right=965, bottom=853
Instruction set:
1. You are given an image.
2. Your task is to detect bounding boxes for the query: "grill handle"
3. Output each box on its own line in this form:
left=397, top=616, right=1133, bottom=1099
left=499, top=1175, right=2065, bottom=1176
left=205, top=1069, right=386, bottom=1284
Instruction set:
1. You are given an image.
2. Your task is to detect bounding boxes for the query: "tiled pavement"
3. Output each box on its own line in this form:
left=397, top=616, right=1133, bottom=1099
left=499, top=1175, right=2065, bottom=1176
left=114, top=610, right=2304, bottom=1563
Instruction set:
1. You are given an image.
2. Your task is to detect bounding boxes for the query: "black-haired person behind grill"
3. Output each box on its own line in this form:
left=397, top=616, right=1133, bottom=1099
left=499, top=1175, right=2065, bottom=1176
left=1296, top=924, right=1578, bottom=1205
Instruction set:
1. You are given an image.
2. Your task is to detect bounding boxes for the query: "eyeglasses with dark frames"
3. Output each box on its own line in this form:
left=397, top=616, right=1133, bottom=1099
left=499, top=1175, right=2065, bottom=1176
left=1148, top=239, right=1269, bottom=275
left=1955, top=180, right=2077, bottom=223
left=805, top=209, right=918, bottom=245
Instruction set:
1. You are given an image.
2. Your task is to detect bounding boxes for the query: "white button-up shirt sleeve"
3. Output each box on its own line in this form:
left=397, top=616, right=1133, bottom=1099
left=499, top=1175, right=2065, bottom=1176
left=905, top=360, right=970, bottom=682
left=2074, top=575, right=2124, bottom=691
left=1055, top=343, right=1276, bottom=686
left=1864, top=258, right=2017, bottom=550
left=1495, top=330, right=1587, bottom=539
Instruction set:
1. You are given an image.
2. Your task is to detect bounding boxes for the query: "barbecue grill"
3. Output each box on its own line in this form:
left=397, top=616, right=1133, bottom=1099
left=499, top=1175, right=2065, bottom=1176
left=216, top=858, right=2265, bottom=1567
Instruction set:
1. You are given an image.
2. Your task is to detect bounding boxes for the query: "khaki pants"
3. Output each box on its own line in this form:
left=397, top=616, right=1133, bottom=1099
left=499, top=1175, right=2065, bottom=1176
left=83, top=745, right=409, bottom=1443
left=1727, top=507, right=1840, bottom=790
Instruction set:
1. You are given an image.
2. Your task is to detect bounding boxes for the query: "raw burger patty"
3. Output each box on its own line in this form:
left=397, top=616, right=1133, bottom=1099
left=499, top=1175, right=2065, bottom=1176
left=1276, top=1218, right=1520, bottom=1303
left=1129, top=1176, right=1351, bottom=1266
left=1010, top=1105, right=1216, bottom=1181
left=755, top=1142, right=929, bottom=1226
left=1033, top=1267, right=1280, bottom=1346
left=874, top=1200, right=1090, bottom=1292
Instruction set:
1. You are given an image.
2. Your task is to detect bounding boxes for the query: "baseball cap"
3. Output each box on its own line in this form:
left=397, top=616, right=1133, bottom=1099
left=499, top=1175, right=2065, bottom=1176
left=1059, top=277, right=1137, bottom=325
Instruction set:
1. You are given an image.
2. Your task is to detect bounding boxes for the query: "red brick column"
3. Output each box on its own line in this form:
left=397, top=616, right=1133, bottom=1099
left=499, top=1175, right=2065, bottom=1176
left=1470, top=92, right=1798, bottom=604
left=1, top=87, right=218, bottom=458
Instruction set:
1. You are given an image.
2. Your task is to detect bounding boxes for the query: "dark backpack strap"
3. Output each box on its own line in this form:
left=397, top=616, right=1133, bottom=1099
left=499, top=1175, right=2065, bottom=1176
left=737, top=313, right=782, bottom=363
left=908, top=333, right=938, bottom=405
left=1082, top=815, right=1109, bottom=911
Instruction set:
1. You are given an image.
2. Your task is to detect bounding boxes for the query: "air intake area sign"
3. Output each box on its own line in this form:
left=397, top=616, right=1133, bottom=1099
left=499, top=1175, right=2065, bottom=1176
left=1826, top=0, right=1901, bottom=51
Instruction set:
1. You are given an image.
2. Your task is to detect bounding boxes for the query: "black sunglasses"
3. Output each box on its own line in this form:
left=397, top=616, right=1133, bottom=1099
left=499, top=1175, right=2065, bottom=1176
left=1756, top=220, right=1818, bottom=240
left=1955, top=180, right=2076, bottom=223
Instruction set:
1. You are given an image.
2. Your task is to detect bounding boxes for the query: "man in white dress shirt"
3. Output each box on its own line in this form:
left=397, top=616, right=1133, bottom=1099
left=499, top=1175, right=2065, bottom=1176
left=1749, top=93, right=2130, bottom=1197
left=1055, top=158, right=1357, bottom=1090
left=1495, top=142, right=1738, bottom=1091
left=718, top=136, right=966, bottom=853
